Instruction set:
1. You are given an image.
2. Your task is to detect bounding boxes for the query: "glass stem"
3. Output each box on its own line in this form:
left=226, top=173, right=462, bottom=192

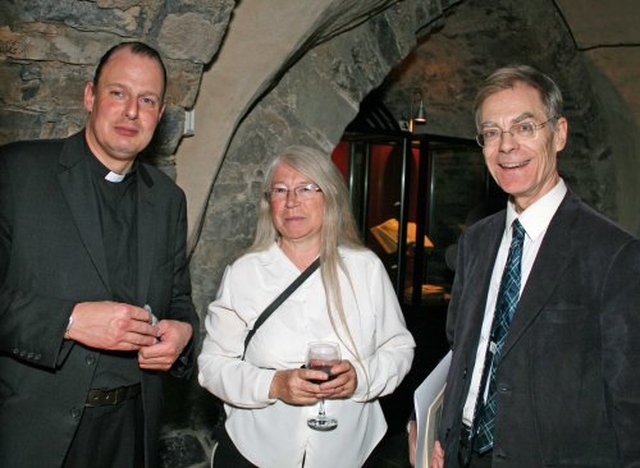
left=318, top=399, right=326, bottom=417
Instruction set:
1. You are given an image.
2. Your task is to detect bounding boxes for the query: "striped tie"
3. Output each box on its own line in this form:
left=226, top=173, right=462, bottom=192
left=473, top=219, right=526, bottom=453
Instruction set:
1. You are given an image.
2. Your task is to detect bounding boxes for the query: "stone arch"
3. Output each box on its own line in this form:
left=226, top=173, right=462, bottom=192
left=189, top=0, right=636, bottom=311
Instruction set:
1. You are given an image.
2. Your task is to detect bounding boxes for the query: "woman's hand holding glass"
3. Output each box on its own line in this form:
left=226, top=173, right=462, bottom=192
left=309, top=358, right=357, bottom=400
left=305, top=341, right=359, bottom=430
left=267, top=346, right=358, bottom=407
left=269, top=367, right=320, bottom=405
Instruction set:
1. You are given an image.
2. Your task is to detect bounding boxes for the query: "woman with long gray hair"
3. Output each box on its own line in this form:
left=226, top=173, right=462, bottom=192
left=198, top=145, right=414, bottom=467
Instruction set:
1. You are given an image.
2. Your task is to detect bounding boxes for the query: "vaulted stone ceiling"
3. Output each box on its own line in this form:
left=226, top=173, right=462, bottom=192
left=2, top=0, right=637, bottom=239
left=187, top=0, right=640, bottom=317
left=557, top=0, right=640, bottom=127
left=381, top=0, right=640, bottom=135
left=175, top=0, right=640, bottom=251
left=368, top=0, right=640, bottom=235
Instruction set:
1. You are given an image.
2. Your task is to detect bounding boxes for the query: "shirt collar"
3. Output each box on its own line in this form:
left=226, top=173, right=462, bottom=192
left=105, top=171, right=126, bottom=183
left=506, top=178, right=567, bottom=241
left=84, top=136, right=138, bottom=183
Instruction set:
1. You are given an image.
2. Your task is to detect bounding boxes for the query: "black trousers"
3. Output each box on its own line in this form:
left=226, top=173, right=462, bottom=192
left=462, top=450, right=493, bottom=468
left=459, top=443, right=493, bottom=468
left=63, top=395, right=144, bottom=468
left=211, top=423, right=258, bottom=468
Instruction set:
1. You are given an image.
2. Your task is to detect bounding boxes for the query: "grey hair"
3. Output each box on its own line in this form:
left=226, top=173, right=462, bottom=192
left=473, top=64, right=564, bottom=129
left=251, top=145, right=363, bottom=253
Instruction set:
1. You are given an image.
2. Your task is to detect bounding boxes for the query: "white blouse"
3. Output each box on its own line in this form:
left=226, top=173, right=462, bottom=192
left=198, top=243, right=415, bottom=468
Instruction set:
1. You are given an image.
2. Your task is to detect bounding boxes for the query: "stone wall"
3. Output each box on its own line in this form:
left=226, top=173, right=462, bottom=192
left=0, top=0, right=234, bottom=177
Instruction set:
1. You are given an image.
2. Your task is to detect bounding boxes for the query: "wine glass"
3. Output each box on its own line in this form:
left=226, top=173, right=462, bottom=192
left=306, top=341, right=341, bottom=431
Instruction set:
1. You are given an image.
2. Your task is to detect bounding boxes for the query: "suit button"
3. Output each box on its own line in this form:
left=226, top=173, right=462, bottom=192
left=34, top=354, right=42, bottom=361
left=71, top=407, right=83, bottom=419
left=12, top=348, right=19, bottom=355
left=85, top=354, right=96, bottom=366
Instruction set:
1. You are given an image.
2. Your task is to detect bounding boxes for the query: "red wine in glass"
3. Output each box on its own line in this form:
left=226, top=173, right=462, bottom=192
left=306, top=341, right=341, bottom=430
left=307, top=361, right=338, bottom=384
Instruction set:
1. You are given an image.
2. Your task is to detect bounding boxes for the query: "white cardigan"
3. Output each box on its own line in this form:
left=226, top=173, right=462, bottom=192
left=198, top=243, right=415, bottom=468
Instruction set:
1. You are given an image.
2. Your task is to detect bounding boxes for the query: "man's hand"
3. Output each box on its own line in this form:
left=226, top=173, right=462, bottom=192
left=138, top=319, right=192, bottom=371
left=67, top=301, right=159, bottom=350
left=408, top=423, right=444, bottom=468
left=408, top=419, right=417, bottom=466
left=431, top=440, right=445, bottom=468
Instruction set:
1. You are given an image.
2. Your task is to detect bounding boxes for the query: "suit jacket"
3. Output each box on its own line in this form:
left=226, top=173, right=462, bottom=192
left=438, top=190, right=640, bottom=467
left=0, top=131, right=199, bottom=468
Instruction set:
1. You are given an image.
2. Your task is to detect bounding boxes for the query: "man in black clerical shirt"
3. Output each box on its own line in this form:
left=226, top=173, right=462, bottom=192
left=0, top=41, right=199, bottom=468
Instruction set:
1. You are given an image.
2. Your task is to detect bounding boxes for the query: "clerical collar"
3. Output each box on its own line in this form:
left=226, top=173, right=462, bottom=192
left=105, top=171, right=126, bottom=183
left=85, top=147, right=138, bottom=184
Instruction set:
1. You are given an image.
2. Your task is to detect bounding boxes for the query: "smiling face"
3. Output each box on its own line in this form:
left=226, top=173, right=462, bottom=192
left=269, top=163, right=325, bottom=250
left=479, top=81, right=567, bottom=212
left=83, top=46, right=165, bottom=173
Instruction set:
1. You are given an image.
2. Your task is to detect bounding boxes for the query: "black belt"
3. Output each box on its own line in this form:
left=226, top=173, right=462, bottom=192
left=85, top=384, right=141, bottom=407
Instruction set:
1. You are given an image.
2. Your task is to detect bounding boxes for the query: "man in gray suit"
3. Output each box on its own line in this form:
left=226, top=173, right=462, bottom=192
left=410, top=65, right=640, bottom=467
left=0, top=42, right=198, bottom=468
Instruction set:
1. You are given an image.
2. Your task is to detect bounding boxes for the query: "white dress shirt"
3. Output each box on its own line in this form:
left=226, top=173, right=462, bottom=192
left=462, top=179, right=568, bottom=426
left=198, top=243, right=415, bottom=468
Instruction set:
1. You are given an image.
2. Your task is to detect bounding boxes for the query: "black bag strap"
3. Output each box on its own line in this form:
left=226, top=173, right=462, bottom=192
left=243, top=258, right=320, bottom=358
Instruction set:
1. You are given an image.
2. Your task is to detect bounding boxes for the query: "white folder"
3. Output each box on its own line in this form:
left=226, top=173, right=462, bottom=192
left=413, top=351, right=452, bottom=467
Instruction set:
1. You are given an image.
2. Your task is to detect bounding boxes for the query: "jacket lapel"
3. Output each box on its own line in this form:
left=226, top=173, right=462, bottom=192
left=57, top=132, right=111, bottom=291
left=136, top=164, right=156, bottom=305
left=471, top=215, right=505, bottom=322
left=449, top=212, right=505, bottom=348
left=501, top=193, right=578, bottom=359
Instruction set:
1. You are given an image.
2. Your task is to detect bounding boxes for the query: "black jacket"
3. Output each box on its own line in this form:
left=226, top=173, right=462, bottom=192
left=0, top=131, right=199, bottom=468
left=438, top=191, right=640, bottom=467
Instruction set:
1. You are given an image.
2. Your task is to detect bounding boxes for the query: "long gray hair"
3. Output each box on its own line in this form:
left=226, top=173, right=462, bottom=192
left=250, top=145, right=367, bottom=369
